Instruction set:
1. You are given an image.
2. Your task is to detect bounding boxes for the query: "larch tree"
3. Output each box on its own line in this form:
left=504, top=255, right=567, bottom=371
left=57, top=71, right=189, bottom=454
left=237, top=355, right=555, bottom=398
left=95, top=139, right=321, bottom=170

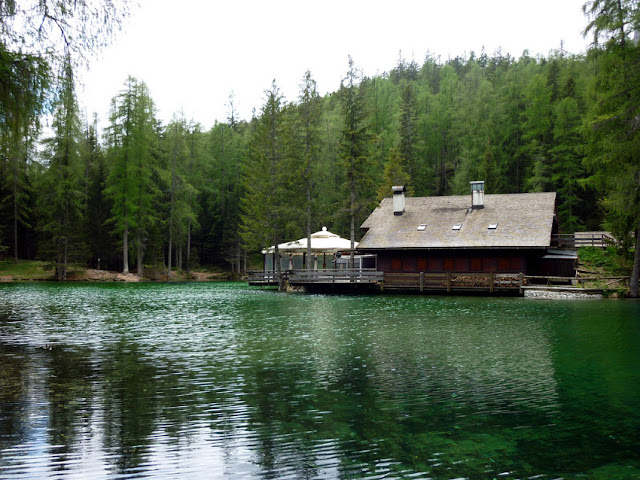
left=376, top=148, right=413, bottom=202
left=398, top=83, right=419, bottom=192
left=0, top=46, right=49, bottom=261
left=105, top=76, right=158, bottom=274
left=583, top=0, right=640, bottom=296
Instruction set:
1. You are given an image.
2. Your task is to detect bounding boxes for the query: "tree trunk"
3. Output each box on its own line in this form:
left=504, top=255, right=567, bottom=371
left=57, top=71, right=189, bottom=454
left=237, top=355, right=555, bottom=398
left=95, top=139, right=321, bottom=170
left=62, top=237, right=67, bottom=281
left=275, top=242, right=284, bottom=291
left=167, top=233, right=172, bottom=281
left=186, top=219, right=191, bottom=274
left=56, top=239, right=64, bottom=281
left=137, top=232, right=144, bottom=276
left=631, top=228, right=640, bottom=297
left=123, top=227, right=129, bottom=274
left=13, top=161, right=18, bottom=263
left=306, top=190, right=312, bottom=269
left=350, top=188, right=355, bottom=281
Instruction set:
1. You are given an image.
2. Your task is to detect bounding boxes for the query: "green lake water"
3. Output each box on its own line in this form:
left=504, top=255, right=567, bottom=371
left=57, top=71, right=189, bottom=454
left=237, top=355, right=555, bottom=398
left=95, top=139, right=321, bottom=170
left=0, top=282, right=639, bottom=479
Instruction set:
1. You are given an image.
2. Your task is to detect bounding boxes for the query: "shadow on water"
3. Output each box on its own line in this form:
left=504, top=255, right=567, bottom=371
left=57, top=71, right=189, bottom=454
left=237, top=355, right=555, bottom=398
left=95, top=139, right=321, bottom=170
left=0, top=282, right=639, bottom=479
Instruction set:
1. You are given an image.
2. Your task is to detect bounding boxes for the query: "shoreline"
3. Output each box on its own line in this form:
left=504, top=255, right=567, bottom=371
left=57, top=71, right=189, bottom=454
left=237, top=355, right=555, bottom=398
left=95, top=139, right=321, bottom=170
left=0, top=265, right=237, bottom=283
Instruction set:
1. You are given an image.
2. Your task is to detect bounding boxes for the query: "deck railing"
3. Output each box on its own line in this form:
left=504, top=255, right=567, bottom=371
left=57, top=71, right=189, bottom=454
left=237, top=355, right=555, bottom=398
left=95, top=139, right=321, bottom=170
left=551, top=233, right=616, bottom=248
left=247, top=270, right=289, bottom=285
left=289, top=268, right=383, bottom=284
left=382, top=272, right=524, bottom=292
left=248, top=269, right=383, bottom=286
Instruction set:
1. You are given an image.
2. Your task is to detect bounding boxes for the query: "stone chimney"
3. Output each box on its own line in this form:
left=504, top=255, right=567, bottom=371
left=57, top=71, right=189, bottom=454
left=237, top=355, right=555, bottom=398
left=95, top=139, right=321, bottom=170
left=470, top=181, right=484, bottom=209
left=392, top=185, right=406, bottom=215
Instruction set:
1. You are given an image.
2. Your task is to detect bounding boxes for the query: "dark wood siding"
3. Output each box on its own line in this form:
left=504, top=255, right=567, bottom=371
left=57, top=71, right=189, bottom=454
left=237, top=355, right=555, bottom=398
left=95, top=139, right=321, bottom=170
left=373, top=250, right=532, bottom=275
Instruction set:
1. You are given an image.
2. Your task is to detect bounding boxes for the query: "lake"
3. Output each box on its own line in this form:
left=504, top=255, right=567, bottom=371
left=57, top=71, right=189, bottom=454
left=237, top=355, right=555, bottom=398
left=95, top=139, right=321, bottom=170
left=0, top=282, right=639, bottom=479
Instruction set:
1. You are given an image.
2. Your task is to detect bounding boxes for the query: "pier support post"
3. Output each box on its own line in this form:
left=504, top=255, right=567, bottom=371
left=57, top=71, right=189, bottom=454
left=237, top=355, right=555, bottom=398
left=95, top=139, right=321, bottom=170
left=447, top=272, right=452, bottom=293
left=519, top=272, right=524, bottom=295
left=420, top=272, right=424, bottom=293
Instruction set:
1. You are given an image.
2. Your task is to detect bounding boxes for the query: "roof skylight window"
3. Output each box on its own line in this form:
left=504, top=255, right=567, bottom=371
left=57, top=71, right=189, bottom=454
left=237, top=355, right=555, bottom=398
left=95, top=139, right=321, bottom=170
left=488, top=223, right=498, bottom=229
left=417, top=224, right=427, bottom=231
left=452, top=224, right=462, bottom=230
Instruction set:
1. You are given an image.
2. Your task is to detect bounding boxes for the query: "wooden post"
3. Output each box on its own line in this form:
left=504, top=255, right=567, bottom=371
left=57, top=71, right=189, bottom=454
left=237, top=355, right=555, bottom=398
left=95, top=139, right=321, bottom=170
left=420, top=272, right=424, bottom=293
left=519, top=272, right=524, bottom=295
left=490, top=272, right=495, bottom=293
left=447, top=272, right=452, bottom=293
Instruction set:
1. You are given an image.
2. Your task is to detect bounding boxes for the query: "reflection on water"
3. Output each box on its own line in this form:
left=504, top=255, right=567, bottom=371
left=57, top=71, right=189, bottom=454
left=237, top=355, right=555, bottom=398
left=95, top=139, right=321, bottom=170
left=0, top=283, right=639, bottom=479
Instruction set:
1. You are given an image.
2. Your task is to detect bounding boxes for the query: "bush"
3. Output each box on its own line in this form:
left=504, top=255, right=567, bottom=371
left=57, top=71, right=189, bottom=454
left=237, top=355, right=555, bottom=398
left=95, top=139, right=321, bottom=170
left=578, top=246, right=631, bottom=275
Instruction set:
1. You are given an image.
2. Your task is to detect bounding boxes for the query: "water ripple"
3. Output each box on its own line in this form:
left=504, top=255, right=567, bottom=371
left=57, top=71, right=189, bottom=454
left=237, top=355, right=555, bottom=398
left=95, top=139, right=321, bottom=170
left=1, top=283, right=639, bottom=479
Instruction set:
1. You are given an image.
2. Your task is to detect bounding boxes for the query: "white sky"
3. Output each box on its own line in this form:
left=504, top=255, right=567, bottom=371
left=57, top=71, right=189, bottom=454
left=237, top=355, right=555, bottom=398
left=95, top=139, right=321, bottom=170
left=79, top=0, right=592, bottom=130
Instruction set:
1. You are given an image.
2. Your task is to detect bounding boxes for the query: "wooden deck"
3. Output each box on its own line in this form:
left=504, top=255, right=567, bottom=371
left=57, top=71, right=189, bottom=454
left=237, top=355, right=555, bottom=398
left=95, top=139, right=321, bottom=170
left=249, top=270, right=525, bottom=294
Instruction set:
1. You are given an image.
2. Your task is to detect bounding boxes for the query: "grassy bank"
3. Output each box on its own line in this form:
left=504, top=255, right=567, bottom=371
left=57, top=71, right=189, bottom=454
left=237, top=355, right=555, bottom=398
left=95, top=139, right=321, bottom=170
left=0, top=260, right=237, bottom=282
left=577, top=246, right=633, bottom=296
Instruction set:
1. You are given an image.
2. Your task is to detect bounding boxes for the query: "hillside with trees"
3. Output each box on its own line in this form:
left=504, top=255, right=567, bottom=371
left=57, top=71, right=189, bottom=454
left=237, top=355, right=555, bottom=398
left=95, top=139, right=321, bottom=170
left=0, top=1, right=638, bottom=294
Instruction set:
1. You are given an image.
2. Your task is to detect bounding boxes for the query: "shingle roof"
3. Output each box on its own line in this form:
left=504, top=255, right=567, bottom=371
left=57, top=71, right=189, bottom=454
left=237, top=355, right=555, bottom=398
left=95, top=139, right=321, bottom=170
left=358, top=192, right=556, bottom=249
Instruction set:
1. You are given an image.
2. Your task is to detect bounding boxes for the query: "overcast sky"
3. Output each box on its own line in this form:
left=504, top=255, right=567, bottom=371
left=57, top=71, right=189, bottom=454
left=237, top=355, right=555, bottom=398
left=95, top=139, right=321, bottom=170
left=78, top=0, right=592, bottom=130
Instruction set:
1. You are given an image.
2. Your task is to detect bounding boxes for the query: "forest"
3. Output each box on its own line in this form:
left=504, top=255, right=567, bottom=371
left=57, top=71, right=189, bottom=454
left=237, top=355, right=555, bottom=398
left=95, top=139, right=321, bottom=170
left=0, top=1, right=638, bottom=293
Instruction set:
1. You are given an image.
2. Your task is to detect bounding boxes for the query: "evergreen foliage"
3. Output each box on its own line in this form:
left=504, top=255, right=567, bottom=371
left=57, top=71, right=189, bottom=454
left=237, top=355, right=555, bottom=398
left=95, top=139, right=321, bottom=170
left=1, top=2, right=639, bottom=287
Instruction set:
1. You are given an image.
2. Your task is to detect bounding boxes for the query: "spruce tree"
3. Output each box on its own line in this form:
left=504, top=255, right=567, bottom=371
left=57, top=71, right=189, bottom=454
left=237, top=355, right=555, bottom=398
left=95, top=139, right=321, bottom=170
left=297, top=71, right=321, bottom=269
left=338, top=57, right=373, bottom=269
left=240, top=81, right=291, bottom=289
left=38, top=57, right=84, bottom=280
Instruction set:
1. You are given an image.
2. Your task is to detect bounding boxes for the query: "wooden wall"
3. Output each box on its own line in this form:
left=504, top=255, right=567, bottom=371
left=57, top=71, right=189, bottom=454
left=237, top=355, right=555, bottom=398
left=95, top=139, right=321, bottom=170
left=376, top=250, right=528, bottom=274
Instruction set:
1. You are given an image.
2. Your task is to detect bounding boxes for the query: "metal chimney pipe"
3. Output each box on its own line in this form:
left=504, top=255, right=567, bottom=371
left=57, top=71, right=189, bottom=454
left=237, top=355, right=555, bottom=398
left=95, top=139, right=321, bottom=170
left=392, top=185, right=406, bottom=215
left=470, top=181, right=485, bottom=209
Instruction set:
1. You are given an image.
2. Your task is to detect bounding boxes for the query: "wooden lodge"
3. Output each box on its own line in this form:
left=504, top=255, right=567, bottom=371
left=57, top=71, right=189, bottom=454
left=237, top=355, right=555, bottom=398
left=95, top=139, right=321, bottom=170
left=249, top=182, right=580, bottom=295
